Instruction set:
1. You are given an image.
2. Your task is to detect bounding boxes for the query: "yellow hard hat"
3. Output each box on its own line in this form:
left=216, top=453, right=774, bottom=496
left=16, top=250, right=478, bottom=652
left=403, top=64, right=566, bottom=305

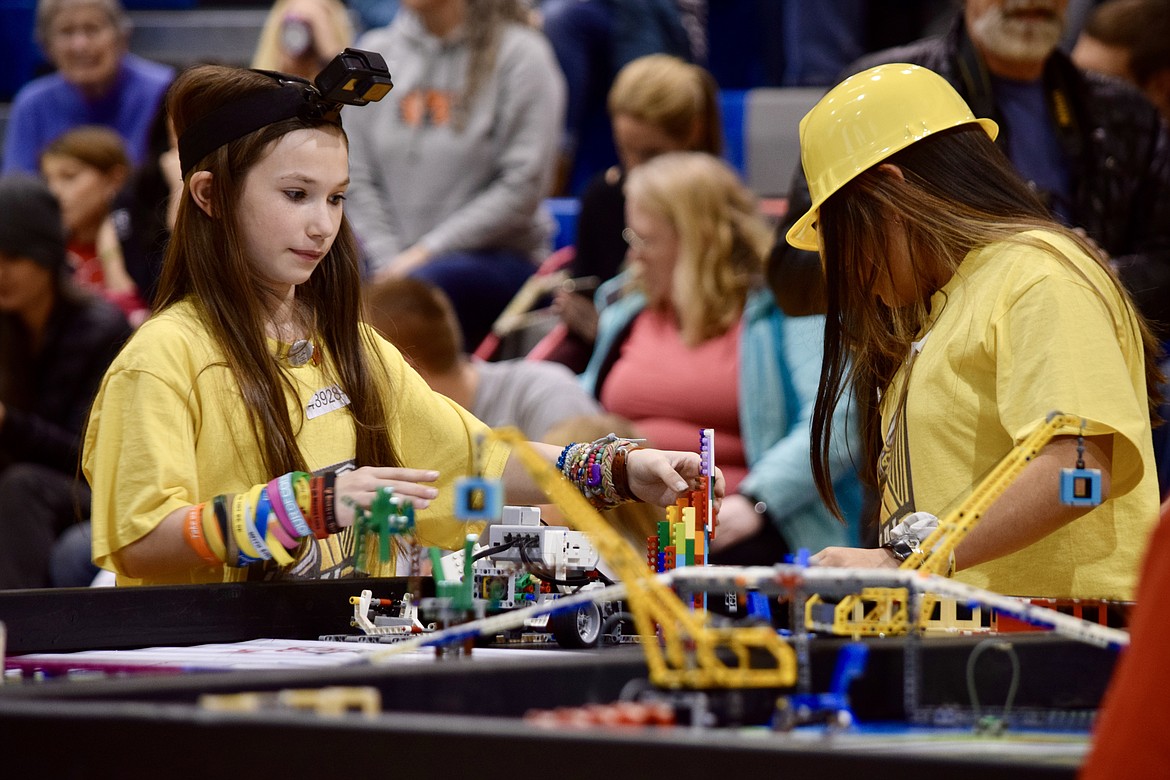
left=785, top=63, right=999, bottom=252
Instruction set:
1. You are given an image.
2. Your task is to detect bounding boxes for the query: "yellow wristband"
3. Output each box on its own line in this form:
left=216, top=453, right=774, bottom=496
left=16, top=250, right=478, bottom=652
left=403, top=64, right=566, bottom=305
left=292, top=472, right=312, bottom=518
left=201, top=499, right=226, bottom=563
left=232, top=492, right=263, bottom=562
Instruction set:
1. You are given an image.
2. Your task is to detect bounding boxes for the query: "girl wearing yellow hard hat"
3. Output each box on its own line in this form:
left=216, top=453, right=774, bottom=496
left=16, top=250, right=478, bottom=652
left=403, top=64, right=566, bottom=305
left=797, top=63, right=1160, bottom=601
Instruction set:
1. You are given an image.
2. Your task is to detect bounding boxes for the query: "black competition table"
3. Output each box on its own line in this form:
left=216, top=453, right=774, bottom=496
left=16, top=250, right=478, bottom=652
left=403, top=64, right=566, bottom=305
left=0, top=581, right=1115, bottom=779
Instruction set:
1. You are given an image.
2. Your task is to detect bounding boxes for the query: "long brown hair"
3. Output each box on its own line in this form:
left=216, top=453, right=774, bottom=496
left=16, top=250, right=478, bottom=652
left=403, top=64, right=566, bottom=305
left=156, top=64, right=397, bottom=478
left=810, top=125, right=1163, bottom=519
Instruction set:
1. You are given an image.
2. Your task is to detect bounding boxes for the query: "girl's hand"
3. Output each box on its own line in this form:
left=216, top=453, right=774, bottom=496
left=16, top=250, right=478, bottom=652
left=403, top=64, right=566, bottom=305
left=625, top=449, right=725, bottom=509
left=334, top=466, right=439, bottom=528
left=809, top=546, right=897, bottom=569
left=96, top=217, right=138, bottom=295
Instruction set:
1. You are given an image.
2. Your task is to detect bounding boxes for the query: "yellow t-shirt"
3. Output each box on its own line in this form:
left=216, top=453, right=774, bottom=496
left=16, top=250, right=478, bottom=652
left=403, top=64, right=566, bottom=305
left=83, top=299, right=510, bottom=586
left=878, top=230, right=1157, bottom=599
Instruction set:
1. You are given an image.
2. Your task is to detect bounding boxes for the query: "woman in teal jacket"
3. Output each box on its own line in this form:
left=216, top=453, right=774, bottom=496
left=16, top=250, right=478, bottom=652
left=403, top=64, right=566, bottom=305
left=580, top=152, right=861, bottom=563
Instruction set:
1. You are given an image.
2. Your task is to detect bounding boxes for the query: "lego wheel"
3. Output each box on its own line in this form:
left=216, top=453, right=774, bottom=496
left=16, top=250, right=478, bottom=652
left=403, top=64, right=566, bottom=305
left=830, top=709, right=853, bottom=731
left=549, top=601, right=602, bottom=648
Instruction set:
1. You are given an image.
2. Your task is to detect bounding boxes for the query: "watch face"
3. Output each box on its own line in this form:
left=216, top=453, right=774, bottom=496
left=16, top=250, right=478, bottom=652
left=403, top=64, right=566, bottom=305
left=887, top=539, right=914, bottom=561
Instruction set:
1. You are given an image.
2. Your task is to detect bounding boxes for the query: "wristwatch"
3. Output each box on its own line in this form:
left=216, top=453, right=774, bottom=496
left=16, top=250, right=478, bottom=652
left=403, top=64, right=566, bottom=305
left=883, top=535, right=922, bottom=562
left=738, top=491, right=769, bottom=518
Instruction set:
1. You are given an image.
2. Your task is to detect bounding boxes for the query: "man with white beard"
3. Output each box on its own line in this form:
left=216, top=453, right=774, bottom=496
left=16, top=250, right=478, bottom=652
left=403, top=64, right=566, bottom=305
left=766, top=0, right=1170, bottom=339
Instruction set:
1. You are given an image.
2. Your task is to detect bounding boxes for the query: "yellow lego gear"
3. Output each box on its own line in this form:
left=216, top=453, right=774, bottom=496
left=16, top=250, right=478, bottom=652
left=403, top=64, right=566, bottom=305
left=786, top=63, right=999, bottom=251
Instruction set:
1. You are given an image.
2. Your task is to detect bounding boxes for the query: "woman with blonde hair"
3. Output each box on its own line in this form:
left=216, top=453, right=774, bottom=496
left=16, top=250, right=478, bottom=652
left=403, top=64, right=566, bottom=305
left=251, top=0, right=354, bottom=80
left=581, top=151, right=862, bottom=565
left=551, top=52, right=722, bottom=371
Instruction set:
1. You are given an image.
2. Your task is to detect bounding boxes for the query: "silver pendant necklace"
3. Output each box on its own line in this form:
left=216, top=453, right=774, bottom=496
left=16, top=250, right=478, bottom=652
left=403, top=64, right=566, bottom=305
left=287, top=338, right=315, bottom=367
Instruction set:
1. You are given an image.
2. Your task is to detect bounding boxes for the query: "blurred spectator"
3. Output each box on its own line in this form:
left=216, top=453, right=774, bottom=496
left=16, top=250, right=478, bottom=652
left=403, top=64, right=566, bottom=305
left=580, top=152, right=861, bottom=565
left=346, top=0, right=566, bottom=351
left=0, top=175, right=131, bottom=588
left=2, top=0, right=173, bottom=175
left=252, top=0, right=355, bottom=81
left=108, top=107, right=182, bottom=310
left=1072, top=0, right=1170, bottom=121
left=40, top=125, right=148, bottom=324
left=537, top=0, right=705, bottom=195
left=768, top=0, right=1170, bottom=337
left=364, top=276, right=602, bottom=440
left=549, top=53, right=721, bottom=373
left=346, top=0, right=399, bottom=34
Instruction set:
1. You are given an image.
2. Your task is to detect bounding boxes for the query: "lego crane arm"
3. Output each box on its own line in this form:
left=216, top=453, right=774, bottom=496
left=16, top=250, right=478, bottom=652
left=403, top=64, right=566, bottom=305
left=902, top=412, right=1088, bottom=575
left=810, top=411, right=1096, bottom=636
left=484, top=427, right=797, bottom=689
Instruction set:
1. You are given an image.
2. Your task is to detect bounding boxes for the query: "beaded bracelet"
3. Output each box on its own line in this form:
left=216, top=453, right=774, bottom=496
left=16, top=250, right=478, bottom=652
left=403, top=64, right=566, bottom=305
left=557, top=433, right=644, bottom=510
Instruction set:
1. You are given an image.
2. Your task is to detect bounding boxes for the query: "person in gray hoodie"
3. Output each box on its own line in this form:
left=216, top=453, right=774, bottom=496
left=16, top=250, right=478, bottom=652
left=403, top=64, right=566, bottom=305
left=346, top=0, right=567, bottom=351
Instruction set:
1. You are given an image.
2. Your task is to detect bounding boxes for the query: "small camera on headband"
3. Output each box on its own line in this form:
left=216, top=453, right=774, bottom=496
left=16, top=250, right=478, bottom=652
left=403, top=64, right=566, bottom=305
left=178, top=48, right=393, bottom=178
left=315, top=48, right=394, bottom=107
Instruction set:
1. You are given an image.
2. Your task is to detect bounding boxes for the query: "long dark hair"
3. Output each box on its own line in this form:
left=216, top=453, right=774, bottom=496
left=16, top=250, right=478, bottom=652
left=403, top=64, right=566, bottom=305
left=156, top=64, right=397, bottom=478
left=810, top=125, right=1163, bottom=519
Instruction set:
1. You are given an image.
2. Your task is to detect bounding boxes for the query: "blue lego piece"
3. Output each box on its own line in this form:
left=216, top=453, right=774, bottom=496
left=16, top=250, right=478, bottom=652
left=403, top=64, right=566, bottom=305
left=1060, top=467, right=1102, bottom=506
left=746, top=591, right=773, bottom=623
left=454, top=477, right=504, bottom=521
left=783, top=548, right=812, bottom=567
left=774, top=641, right=869, bottom=732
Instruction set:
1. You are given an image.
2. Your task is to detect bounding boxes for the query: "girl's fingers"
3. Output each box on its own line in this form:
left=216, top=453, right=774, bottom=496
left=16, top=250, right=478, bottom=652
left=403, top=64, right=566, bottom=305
left=357, top=467, right=439, bottom=484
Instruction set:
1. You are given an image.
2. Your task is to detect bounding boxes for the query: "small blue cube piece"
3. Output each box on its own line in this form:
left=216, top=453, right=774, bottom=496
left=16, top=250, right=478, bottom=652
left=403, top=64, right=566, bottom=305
left=1060, top=468, right=1102, bottom=507
left=746, top=591, right=772, bottom=622
left=454, top=477, right=504, bottom=521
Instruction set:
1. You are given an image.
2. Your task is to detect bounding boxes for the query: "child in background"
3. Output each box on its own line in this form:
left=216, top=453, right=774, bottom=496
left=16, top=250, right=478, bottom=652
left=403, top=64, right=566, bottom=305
left=41, top=126, right=148, bottom=323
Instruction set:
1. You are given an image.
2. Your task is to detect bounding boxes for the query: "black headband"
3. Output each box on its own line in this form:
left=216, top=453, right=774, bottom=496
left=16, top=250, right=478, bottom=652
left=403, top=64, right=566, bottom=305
left=177, top=49, right=393, bottom=179
left=178, top=78, right=324, bottom=179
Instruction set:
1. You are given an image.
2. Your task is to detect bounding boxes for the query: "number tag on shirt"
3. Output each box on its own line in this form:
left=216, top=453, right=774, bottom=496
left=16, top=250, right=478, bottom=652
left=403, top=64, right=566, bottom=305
left=306, top=384, right=351, bottom=419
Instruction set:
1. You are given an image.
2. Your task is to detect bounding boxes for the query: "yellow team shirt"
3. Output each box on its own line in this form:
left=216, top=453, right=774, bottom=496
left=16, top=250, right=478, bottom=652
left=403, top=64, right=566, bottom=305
left=878, top=230, right=1158, bottom=599
left=83, top=299, right=509, bottom=586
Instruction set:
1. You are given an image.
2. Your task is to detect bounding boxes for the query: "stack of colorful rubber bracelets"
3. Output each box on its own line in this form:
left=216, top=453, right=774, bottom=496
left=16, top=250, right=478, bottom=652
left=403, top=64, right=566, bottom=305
left=557, top=433, right=643, bottom=510
left=181, top=471, right=340, bottom=567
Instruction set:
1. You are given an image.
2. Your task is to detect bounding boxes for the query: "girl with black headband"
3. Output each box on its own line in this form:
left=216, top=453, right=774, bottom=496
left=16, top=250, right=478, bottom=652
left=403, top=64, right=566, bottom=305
left=82, top=59, right=720, bottom=586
